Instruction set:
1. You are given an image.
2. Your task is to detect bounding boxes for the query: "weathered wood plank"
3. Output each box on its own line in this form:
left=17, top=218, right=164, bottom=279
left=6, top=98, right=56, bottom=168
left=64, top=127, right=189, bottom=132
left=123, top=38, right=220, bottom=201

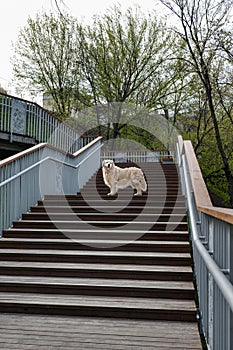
left=0, top=275, right=195, bottom=299
left=0, top=293, right=197, bottom=310
left=0, top=292, right=197, bottom=321
left=0, top=275, right=194, bottom=288
left=0, top=314, right=202, bottom=349
left=0, top=261, right=193, bottom=273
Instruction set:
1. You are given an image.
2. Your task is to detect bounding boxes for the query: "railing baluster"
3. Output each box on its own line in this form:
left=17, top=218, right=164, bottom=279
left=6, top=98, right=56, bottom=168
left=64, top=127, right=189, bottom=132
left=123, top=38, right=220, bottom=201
left=0, top=93, right=88, bottom=152
left=0, top=137, right=102, bottom=236
left=177, top=135, right=233, bottom=350
left=101, top=150, right=173, bottom=162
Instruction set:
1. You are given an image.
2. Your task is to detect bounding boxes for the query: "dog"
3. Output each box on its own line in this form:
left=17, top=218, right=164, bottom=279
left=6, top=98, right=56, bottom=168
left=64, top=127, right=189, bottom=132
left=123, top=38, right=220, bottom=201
left=102, top=159, right=147, bottom=196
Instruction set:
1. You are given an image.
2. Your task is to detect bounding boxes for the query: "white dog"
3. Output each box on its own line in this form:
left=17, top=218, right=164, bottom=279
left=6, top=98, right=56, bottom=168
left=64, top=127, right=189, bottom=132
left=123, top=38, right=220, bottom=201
left=102, top=160, right=147, bottom=196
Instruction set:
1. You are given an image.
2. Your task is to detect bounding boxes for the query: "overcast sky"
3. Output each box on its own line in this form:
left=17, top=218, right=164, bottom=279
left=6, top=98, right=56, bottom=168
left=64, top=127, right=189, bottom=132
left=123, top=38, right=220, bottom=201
left=0, top=0, right=167, bottom=100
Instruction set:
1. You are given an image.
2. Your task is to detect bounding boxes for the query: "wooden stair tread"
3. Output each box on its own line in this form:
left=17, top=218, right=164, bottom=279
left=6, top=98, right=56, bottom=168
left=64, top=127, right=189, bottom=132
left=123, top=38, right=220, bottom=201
left=0, top=248, right=191, bottom=265
left=0, top=275, right=195, bottom=299
left=0, top=275, right=194, bottom=290
left=30, top=205, right=187, bottom=213
left=0, top=238, right=190, bottom=254
left=3, top=228, right=189, bottom=234
left=76, top=199, right=183, bottom=202
left=3, top=229, right=189, bottom=243
left=0, top=237, right=190, bottom=246
left=0, top=248, right=191, bottom=258
left=0, top=260, right=193, bottom=281
left=41, top=196, right=185, bottom=200
left=0, top=313, right=202, bottom=350
left=14, top=219, right=187, bottom=223
left=0, top=261, right=193, bottom=273
left=0, top=292, right=196, bottom=311
left=23, top=213, right=186, bottom=218
left=0, top=294, right=197, bottom=320
left=13, top=220, right=188, bottom=226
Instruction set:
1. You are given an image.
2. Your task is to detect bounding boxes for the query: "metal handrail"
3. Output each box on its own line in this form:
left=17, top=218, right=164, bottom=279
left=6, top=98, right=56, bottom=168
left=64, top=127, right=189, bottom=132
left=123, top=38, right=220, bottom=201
left=182, top=154, right=233, bottom=311
left=177, top=136, right=233, bottom=350
left=0, top=137, right=102, bottom=236
left=101, top=150, right=174, bottom=162
left=0, top=92, right=93, bottom=153
left=0, top=143, right=103, bottom=188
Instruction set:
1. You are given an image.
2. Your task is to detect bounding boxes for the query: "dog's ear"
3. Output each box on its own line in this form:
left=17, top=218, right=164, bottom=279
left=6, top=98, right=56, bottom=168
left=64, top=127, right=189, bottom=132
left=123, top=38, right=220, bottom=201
left=102, top=160, right=105, bottom=167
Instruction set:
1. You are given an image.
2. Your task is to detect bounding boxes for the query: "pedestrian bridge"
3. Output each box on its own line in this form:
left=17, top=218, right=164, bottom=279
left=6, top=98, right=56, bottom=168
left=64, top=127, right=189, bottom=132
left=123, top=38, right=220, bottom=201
left=0, top=93, right=232, bottom=350
left=0, top=93, right=92, bottom=159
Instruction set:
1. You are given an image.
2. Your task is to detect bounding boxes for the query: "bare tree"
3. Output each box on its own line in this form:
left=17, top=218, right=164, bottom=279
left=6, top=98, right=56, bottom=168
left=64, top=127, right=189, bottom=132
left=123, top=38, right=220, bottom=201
left=54, top=0, right=67, bottom=16
left=160, top=0, right=233, bottom=206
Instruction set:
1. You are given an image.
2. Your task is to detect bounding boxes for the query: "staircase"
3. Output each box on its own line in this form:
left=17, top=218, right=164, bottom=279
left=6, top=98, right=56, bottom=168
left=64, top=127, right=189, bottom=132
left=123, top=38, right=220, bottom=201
left=0, top=163, right=198, bottom=323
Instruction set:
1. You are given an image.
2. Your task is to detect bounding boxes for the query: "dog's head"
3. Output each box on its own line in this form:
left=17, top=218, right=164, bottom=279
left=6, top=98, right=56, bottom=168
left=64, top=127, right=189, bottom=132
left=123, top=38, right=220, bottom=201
left=102, top=159, right=115, bottom=171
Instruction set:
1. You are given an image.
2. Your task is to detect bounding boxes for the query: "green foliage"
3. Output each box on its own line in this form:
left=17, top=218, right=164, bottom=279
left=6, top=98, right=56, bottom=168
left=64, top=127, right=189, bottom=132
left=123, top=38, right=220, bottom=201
left=119, top=125, right=165, bottom=151
left=12, top=1, right=233, bottom=206
left=76, top=5, right=172, bottom=105
left=13, top=5, right=173, bottom=117
left=13, top=11, right=90, bottom=119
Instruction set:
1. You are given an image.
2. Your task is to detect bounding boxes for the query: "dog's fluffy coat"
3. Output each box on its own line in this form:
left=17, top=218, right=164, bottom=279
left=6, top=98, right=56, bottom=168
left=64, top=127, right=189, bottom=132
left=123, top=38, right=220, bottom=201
left=102, top=160, right=147, bottom=196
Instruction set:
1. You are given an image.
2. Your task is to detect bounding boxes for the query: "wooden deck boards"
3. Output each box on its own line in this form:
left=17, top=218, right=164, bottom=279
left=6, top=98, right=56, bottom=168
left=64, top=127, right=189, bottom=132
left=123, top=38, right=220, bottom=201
left=0, top=313, right=202, bottom=350
left=0, top=163, right=203, bottom=349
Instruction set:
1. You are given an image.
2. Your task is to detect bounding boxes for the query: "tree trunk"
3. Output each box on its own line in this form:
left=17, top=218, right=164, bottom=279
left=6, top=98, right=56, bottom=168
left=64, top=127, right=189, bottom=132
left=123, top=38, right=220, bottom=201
left=206, top=80, right=233, bottom=207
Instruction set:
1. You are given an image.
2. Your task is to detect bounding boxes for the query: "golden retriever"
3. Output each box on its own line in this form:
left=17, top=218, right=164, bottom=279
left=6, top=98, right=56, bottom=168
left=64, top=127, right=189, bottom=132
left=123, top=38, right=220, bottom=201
left=102, top=160, right=147, bottom=196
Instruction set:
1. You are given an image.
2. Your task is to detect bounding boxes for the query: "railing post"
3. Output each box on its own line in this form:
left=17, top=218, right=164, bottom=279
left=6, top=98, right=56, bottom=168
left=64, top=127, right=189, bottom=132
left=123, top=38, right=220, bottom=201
left=207, top=216, right=214, bottom=349
left=208, top=273, right=214, bottom=349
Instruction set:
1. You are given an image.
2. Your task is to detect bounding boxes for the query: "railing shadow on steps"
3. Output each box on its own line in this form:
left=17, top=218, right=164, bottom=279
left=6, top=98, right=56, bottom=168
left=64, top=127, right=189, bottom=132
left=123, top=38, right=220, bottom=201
left=0, top=136, right=102, bottom=237
left=177, top=135, right=233, bottom=350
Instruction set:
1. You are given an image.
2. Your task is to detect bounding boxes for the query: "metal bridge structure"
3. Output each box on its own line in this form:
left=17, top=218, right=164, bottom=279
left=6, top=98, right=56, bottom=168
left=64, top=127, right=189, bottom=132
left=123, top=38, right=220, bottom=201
left=0, top=93, right=232, bottom=350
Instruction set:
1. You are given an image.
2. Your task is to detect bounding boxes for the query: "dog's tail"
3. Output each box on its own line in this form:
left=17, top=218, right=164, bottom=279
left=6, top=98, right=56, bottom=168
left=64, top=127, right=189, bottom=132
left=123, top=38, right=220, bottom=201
left=138, top=170, right=147, bottom=192
left=141, top=176, right=147, bottom=192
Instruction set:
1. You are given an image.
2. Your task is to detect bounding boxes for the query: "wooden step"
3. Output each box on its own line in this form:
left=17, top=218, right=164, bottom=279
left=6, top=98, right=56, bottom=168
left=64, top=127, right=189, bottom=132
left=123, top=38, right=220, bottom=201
left=0, top=276, right=195, bottom=299
left=79, top=184, right=180, bottom=188
left=0, top=313, right=203, bottom=350
left=3, top=228, right=189, bottom=241
left=0, top=238, right=190, bottom=252
left=0, top=292, right=197, bottom=321
left=85, top=178, right=180, bottom=183
left=12, top=220, right=188, bottom=232
left=82, top=190, right=181, bottom=196
left=0, top=261, right=193, bottom=281
left=51, top=194, right=184, bottom=201
left=22, top=213, right=186, bottom=223
left=1, top=314, right=202, bottom=350
left=0, top=249, right=192, bottom=265
left=38, top=199, right=186, bottom=207
left=30, top=205, right=187, bottom=214
left=90, top=183, right=179, bottom=188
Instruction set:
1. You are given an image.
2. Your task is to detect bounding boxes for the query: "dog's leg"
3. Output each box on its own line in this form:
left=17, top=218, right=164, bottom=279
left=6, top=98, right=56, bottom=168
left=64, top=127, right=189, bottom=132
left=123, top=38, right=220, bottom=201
left=107, top=182, right=117, bottom=196
left=134, top=189, right=142, bottom=196
left=131, top=177, right=143, bottom=196
left=131, top=182, right=142, bottom=196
